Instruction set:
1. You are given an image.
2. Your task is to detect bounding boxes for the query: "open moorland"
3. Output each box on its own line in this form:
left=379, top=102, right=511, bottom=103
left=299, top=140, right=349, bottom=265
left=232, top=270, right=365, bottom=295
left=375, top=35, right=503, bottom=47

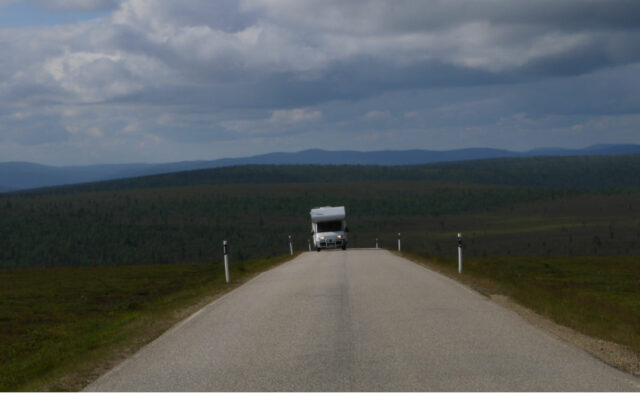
left=0, top=254, right=297, bottom=391
left=1, top=154, right=639, bottom=389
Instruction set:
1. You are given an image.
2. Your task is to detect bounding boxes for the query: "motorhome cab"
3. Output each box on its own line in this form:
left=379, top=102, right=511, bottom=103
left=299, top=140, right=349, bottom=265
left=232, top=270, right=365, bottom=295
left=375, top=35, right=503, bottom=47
left=310, top=206, right=348, bottom=251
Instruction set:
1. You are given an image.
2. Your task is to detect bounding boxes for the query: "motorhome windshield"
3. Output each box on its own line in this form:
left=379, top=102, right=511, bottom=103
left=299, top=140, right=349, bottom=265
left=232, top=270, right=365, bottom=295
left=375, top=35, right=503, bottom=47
left=317, top=220, right=342, bottom=232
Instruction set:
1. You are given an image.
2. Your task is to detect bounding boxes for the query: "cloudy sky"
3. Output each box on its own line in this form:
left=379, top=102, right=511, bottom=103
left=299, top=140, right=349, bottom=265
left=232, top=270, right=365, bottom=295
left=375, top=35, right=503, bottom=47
left=1, top=0, right=639, bottom=165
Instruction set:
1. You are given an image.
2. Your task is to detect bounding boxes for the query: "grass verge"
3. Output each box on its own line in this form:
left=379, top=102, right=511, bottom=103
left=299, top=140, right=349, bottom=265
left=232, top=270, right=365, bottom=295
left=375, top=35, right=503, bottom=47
left=0, top=253, right=299, bottom=391
left=398, top=251, right=640, bottom=375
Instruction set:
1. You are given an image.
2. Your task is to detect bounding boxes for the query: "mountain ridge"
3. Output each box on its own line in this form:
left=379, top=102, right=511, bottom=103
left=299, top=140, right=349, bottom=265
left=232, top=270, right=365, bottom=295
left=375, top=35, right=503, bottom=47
left=2, top=144, right=639, bottom=191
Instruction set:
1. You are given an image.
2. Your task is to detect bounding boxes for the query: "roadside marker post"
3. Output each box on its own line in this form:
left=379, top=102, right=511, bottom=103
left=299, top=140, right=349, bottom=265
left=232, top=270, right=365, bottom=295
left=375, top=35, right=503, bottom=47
left=376, top=238, right=378, bottom=249
left=457, top=233, right=463, bottom=274
left=289, top=235, right=293, bottom=256
left=398, top=233, right=401, bottom=252
left=308, top=239, right=311, bottom=252
left=223, top=240, right=230, bottom=283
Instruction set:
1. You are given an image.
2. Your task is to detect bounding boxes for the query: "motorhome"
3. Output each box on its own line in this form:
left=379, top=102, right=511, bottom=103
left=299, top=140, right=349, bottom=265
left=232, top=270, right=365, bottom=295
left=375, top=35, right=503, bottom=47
left=310, top=206, right=348, bottom=251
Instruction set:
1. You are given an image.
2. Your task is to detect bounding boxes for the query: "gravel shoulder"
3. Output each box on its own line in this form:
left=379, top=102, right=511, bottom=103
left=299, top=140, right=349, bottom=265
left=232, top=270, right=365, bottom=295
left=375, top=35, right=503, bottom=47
left=490, top=294, right=640, bottom=377
left=400, top=251, right=640, bottom=379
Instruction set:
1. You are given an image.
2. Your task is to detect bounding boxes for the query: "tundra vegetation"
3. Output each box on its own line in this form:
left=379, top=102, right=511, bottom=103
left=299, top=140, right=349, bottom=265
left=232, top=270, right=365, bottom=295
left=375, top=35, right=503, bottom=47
left=0, top=154, right=639, bottom=389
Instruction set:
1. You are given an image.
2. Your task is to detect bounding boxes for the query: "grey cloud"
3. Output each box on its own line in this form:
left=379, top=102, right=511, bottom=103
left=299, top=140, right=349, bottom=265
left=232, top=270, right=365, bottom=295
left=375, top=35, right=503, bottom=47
left=125, top=0, right=255, bottom=33
left=335, top=1, right=629, bottom=39
left=245, top=0, right=640, bottom=76
left=0, top=113, right=69, bottom=145
left=521, top=32, right=640, bottom=77
left=246, top=0, right=640, bottom=33
left=32, top=0, right=122, bottom=12
left=5, top=0, right=637, bottom=110
left=0, top=0, right=639, bottom=164
left=112, top=55, right=515, bottom=113
left=506, top=63, right=640, bottom=118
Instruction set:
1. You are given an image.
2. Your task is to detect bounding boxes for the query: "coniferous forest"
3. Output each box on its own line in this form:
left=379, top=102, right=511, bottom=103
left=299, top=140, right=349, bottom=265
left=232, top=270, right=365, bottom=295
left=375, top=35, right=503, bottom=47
left=2, top=155, right=640, bottom=269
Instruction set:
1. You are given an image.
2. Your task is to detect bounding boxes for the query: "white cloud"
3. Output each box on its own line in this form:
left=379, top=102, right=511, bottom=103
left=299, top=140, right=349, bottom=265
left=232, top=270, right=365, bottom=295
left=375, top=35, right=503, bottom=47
left=363, top=110, right=390, bottom=121
left=39, top=49, right=172, bottom=102
left=33, top=0, right=121, bottom=12
left=269, top=107, right=322, bottom=125
left=0, top=0, right=639, bottom=164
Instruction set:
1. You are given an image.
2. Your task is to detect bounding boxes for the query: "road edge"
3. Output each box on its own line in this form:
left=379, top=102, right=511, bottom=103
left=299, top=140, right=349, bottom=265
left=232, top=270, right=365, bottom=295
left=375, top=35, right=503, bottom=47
left=395, top=251, right=640, bottom=378
left=42, top=253, right=302, bottom=392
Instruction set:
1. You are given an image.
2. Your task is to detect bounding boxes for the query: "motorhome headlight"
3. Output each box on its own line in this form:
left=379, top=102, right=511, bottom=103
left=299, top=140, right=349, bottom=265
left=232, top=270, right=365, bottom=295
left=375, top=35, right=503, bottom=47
left=337, top=234, right=342, bottom=238
left=319, top=236, right=325, bottom=240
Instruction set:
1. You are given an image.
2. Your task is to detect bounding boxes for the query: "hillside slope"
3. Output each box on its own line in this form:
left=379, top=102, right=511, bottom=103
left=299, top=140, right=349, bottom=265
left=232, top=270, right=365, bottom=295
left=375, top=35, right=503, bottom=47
left=2, top=144, right=640, bottom=191
left=19, top=154, right=640, bottom=195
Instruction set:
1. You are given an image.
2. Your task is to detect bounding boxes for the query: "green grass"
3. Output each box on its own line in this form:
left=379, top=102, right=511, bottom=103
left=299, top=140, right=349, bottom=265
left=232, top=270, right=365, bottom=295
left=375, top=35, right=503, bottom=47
left=3, top=181, right=640, bottom=270
left=1, top=181, right=577, bottom=269
left=0, top=254, right=296, bottom=391
left=2, top=161, right=640, bottom=388
left=408, top=253, right=640, bottom=353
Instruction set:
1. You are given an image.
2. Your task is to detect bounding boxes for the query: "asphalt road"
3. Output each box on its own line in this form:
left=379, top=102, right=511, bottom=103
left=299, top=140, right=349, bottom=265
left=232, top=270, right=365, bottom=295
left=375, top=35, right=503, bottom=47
left=85, top=249, right=640, bottom=391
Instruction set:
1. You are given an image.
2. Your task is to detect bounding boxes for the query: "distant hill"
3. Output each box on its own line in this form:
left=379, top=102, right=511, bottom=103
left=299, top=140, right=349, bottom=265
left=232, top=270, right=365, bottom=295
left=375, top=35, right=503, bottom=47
left=17, top=153, right=640, bottom=195
left=2, top=144, right=640, bottom=191
left=0, top=162, right=154, bottom=191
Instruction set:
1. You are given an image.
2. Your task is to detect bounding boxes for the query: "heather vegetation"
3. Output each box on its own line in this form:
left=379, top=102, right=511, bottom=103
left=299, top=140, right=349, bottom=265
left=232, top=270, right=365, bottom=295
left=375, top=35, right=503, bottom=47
left=3, top=155, right=640, bottom=269
left=0, top=254, right=297, bottom=391
left=405, top=253, right=640, bottom=358
left=1, top=155, right=640, bottom=389
left=0, top=181, right=582, bottom=269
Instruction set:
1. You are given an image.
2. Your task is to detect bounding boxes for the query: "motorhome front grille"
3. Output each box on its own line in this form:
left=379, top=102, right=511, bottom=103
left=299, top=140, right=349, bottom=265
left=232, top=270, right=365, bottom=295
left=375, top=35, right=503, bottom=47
left=320, top=239, right=343, bottom=248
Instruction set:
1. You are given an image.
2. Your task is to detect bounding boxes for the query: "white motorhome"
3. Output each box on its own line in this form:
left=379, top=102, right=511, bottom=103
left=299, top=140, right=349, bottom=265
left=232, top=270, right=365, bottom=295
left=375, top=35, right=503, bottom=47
left=310, top=206, right=348, bottom=251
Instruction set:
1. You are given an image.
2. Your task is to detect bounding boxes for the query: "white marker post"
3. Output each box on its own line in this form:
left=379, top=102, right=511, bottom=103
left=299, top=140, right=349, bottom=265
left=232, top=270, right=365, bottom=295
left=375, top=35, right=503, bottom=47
left=397, top=233, right=401, bottom=252
left=308, top=239, right=311, bottom=252
left=457, top=233, right=463, bottom=274
left=223, top=240, right=229, bottom=283
left=289, top=235, right=293, bottom=256
left=375, top=238, right=379, bottom=249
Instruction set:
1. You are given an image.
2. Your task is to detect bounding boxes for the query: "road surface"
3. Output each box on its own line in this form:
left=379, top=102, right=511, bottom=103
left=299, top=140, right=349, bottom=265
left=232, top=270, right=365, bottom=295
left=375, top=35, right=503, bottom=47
left=85, top=250, right=640, bottom=391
